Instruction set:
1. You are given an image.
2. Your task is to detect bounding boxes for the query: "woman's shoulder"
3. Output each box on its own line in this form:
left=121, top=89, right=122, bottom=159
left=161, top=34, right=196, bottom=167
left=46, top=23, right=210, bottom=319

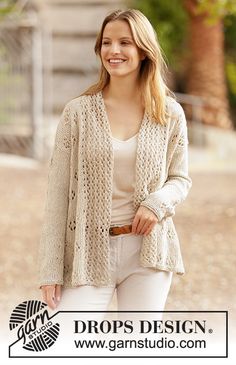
left=62, top=93, right=96, bottom=111
left=165, top=95, right=185, bottom=120
left=165, top=96, right=187, bottom=135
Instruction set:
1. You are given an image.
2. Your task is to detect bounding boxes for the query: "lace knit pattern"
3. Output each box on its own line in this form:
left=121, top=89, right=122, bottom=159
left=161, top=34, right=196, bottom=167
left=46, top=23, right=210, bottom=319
left=38, top=91, right=192, bottom=288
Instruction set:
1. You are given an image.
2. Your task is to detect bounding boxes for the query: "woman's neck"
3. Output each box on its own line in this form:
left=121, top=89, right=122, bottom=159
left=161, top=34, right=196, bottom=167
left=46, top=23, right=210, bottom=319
left=103, top=77, right=142, bottom=103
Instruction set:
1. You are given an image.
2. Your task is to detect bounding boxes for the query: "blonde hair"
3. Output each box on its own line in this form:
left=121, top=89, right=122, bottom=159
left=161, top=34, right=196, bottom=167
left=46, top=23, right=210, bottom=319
left=81, top=9, right=175, bottom=125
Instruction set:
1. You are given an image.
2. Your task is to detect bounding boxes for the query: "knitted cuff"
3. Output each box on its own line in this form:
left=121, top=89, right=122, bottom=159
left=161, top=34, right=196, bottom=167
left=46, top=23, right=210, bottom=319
left=140, top=196, right=176, bottom=222
left=38, top=280, right=64, bottom=290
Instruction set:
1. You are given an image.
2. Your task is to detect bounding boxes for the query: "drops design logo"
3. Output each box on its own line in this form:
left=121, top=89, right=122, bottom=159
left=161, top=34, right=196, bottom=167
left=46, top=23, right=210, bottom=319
left=9, top=300, right=60, bottom=352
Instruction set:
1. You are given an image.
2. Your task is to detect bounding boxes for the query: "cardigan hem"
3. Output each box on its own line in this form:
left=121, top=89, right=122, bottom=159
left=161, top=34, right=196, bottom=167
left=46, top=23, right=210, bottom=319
left=38, top=280, right=64, bottom=290
left=139, top=263, right=185, bottom=277
left=62, top=265, right=185, bottom=288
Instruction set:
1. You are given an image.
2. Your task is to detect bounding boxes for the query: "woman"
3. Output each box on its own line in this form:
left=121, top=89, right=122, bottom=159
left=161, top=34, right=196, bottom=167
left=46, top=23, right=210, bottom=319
left=38, top=9, right=192, bottom=317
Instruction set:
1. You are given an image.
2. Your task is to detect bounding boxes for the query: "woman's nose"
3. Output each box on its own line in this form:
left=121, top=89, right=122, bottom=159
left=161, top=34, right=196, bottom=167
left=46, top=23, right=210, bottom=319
left=110, top=42, right=120, bottom=54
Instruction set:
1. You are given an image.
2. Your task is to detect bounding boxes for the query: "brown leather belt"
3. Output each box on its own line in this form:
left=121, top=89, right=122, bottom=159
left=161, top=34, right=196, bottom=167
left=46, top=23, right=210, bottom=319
left=109, top=224, right=133, bottom=236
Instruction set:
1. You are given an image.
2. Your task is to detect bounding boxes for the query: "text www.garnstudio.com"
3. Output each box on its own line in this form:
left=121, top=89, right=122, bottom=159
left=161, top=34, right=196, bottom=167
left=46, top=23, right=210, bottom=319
left=72, top=319, right=209, bottom=352
left=74, top=338, right=206, bottom=351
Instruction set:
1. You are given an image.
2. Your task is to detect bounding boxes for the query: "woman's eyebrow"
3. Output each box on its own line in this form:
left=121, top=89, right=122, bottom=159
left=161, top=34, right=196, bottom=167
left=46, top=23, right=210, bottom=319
left=102, top=36, right=133, bottom=40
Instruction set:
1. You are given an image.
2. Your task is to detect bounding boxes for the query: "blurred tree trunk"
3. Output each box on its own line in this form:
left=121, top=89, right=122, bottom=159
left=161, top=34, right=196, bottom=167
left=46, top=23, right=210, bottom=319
left=184, top=0, right=232, bottom=129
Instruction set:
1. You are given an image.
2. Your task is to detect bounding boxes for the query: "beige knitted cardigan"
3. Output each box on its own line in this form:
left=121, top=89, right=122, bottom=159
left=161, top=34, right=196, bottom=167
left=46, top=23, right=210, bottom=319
left=38, top=91, right=192, bottom=288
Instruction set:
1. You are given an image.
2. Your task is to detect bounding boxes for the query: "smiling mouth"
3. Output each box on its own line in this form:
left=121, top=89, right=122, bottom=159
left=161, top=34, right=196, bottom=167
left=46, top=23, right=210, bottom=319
left=108, top=59, right=126, bottom=64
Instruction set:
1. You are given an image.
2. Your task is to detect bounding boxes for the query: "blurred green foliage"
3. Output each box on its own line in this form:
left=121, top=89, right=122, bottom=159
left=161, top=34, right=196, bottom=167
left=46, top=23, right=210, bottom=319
left=196, top=0, right=236, bottom=24
left=224, top=13, right=236, bottom=108
left=0, top=0, right=18, bottom=20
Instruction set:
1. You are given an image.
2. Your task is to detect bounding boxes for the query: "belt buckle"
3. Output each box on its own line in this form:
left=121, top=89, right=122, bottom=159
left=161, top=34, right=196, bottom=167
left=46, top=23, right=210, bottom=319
left=109, top=227, right=118, bottom=236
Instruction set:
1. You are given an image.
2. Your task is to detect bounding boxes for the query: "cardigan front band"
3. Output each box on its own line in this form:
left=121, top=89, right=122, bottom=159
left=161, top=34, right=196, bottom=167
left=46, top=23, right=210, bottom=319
left=38, top=91, right=192, bottom=288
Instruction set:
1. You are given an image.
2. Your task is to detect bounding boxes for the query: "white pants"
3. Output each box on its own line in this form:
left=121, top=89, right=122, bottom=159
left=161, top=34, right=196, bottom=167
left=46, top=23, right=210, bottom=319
left=58, top=233, right=173, bottom=319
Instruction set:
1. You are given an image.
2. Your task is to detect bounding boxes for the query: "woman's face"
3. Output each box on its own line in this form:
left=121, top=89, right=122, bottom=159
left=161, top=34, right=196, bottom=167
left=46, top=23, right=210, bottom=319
left=100, top=20, right=144, bottom=80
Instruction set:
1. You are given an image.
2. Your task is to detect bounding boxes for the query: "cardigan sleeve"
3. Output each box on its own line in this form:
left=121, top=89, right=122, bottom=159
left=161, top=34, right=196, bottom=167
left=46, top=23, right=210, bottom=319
left=140, top=104, right=192, bottom=222
left=38, top=103, right=72, bottom=288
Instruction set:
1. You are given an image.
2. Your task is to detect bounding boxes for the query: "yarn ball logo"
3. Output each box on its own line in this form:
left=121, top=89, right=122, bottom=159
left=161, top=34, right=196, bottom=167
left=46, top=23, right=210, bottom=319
left=9, top=300, right=60, bottom=352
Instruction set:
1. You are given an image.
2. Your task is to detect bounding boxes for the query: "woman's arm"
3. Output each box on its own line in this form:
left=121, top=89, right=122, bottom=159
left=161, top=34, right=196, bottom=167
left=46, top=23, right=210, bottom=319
left=38, top=102, right=73, bottom=289
left=140, top=104, right=192, bottom=222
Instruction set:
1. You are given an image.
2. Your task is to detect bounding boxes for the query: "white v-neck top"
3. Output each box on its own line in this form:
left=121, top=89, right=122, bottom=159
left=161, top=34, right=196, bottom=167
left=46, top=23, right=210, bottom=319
left=111, top=133, right=138, bottom=226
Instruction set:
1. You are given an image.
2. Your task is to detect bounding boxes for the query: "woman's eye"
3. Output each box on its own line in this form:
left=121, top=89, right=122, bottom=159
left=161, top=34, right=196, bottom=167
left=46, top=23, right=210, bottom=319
left=102, top=41, right=131, bottom=46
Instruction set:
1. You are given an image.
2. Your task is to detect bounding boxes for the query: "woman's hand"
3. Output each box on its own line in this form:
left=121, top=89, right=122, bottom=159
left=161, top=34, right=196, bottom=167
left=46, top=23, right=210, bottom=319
left=41, top=284, right=61, bottom=310
left=132, top=206, right=159, bottom=236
